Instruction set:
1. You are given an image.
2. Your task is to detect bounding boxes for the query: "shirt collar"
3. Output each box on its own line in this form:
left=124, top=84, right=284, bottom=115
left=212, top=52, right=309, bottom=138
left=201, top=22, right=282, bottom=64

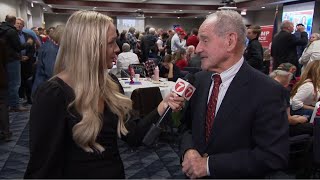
left=211, top=57, right=244, bottom=84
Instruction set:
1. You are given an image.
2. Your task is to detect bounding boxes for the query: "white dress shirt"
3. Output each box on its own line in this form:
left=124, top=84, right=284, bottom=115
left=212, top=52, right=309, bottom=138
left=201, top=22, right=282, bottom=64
left=206, top=57, right=244, bottom=176
left=291, top=80, right=320, bottom=111
left=117, top=52, right=140, bottom=69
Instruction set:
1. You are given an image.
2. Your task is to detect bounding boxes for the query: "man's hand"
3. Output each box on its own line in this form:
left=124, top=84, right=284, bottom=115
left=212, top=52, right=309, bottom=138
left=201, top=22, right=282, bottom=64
left=182, top=149, right=208, bottom=179
left=21, top=56, right=29, bottom=61
left=27, top=38, right=33, bottom=45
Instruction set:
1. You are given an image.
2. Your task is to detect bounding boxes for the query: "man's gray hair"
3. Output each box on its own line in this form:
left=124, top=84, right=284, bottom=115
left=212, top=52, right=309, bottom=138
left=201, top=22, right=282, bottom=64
left=122, top=43, right=130, bottom=52
left=280, top=20, right=293, bottom=30
left=206, top=10, right=246, bottom=47
left=16, top=17, right=25, bottom=25
left=149, top=28, right=156, bottom=35
left=129, top=27, right=135, bottom=34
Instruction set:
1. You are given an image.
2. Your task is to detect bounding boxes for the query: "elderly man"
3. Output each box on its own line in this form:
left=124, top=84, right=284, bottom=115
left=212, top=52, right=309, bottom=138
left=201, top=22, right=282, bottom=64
left=127, top=27, right=137, bottom=51
left=180, top=10, right=288, bottom=178
left=271, top=20, right=307, bottom=75
left=140, top=27, right=157, bottom=62
left=117, top=43, right=139, bottom=69
left=15, top=17, right=35, bottom=105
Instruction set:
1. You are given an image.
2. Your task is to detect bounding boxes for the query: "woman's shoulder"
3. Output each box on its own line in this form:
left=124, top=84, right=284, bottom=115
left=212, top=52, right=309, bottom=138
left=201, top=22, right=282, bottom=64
left=33, top=77, right=73, bottom=103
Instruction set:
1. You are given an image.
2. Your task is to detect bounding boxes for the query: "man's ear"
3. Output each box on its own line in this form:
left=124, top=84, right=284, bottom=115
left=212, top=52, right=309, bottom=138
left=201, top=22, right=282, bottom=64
left=226, top=32, right=238, bottom=52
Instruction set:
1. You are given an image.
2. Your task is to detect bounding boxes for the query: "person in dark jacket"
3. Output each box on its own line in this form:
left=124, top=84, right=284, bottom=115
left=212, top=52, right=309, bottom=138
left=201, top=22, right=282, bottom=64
left=0, top=27, right=12, bottom=142
left=271, top=20, right=308, bottom=74
left=0, top=15, right=32, bottom=111
left=140, top=27, right=158, bottom=62
left=244, top=25, right=264, bottom=71
left=15, top=17, right=36, bottom=105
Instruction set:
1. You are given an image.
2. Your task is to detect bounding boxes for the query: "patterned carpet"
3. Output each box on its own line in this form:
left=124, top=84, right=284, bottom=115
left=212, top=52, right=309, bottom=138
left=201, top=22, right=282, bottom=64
left=0, top=107, right=185, bottom=179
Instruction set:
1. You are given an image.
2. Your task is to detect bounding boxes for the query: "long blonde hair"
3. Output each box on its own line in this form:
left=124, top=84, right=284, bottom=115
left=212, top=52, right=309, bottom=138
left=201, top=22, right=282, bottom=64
left=291, top=60, right=320, bottom=100
left=54, top=10, right=132, bottom=152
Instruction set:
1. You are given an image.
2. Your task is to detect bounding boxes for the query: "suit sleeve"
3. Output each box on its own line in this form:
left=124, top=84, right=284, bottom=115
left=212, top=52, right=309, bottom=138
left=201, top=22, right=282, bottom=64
left=24, top=82, right=67, bottom=178
left=209, top=85, right=289, bottom=178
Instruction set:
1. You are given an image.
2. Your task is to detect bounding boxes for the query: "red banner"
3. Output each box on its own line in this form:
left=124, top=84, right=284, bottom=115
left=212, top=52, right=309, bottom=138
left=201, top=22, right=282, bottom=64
left=259, top=25, right=273, bottom=48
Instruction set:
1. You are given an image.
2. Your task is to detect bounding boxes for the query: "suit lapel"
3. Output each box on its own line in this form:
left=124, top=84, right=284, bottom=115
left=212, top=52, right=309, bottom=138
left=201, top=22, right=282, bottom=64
left=206, top=62, right=251, bottom=149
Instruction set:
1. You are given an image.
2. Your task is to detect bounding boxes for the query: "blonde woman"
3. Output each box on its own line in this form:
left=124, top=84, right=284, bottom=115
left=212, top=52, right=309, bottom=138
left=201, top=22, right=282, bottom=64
left=299, top=33, right=320, bottom=73
left=24, top=11, right=184, bottom=178
left=291, top=60, right=320, bottom=118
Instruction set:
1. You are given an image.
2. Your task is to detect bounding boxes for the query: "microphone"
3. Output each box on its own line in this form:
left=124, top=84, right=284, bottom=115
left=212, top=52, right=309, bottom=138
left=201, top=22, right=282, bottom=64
left=142, top=74, right=196, bottom=146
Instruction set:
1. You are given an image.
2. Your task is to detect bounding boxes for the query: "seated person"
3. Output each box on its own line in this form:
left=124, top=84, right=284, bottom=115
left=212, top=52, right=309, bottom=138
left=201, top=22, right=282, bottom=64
left=117, top=43, right=139, bottom=69
left=291, top=60, right=320, bottom=118
left=278, top=63, right=297, bottom=91
left=159, top=54, right=182, bottom=82
left=270, top=67, right=313, bottom=136
left=174, top=49, right=188, bottom=70
left=186, top=45, right=195, bottom=62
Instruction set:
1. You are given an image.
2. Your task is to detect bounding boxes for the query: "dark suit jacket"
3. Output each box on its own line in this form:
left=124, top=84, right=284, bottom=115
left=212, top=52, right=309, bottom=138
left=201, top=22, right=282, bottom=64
left=180, top=61, right=289, bottom=178
left=271, top=30, right=307, bottom=69
left=244, top=38, right=263, bottom=70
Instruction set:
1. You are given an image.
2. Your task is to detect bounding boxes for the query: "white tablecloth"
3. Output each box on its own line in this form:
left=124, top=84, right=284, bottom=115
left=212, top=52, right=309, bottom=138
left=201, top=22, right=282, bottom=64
left=118, top=78, right=175, bottom=98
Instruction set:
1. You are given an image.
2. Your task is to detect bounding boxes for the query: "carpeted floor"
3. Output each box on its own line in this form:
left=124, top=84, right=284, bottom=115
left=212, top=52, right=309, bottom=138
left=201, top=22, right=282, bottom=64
left=0, top=107, right=185, bottom=179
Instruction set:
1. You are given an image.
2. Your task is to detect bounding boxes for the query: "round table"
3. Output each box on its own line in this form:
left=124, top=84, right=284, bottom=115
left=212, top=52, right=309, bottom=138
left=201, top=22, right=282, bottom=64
left=118, top=78, right=175, bottom=98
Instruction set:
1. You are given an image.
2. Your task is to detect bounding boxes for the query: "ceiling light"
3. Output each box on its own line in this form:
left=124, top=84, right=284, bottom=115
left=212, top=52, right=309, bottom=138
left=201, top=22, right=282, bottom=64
left=241, top=10, right=246, bottom=15
left=138, top=9, right=141, bottom=10
left=31, top=2, right=34, bottom=7
left=179, top=10, right=183, bottom=11
left=177, top=17, right=180, bottom=19
left=174, top=11, right=176, bottom=13
left=93, top=7, right=97, bottom=9
left=195, top=17, right=197, bottom=18
left=48, top=4, right=52, bottom=7
left=261, top=6, right=265, bottom=8
left=32, top=1, right=38, bottom=3
left=209, top=12, right=212, bottom=13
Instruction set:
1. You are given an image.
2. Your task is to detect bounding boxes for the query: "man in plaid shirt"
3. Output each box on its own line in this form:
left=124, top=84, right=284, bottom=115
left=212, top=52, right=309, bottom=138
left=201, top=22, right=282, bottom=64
left=127, top=27, right=137, bottom=51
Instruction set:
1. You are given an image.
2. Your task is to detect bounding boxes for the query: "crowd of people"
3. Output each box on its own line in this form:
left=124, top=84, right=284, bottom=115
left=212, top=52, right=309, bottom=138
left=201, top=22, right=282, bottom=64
left=0, top=8, right=319, bottom=178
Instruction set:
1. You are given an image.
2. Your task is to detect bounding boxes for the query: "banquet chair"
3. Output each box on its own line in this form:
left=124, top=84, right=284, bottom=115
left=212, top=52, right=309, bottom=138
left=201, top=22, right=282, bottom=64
left=130, top=87, right=163, bottom=118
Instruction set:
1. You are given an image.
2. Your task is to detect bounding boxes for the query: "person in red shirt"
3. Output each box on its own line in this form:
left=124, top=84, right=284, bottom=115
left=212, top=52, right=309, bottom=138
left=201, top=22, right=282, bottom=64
left=186, top=28, right=199, bottom=48
left=174, top=49, right=188, bottom=70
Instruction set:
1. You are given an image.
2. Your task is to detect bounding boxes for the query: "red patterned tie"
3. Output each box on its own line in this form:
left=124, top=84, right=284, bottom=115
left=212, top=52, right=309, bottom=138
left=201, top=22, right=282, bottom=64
left=205, top=74, right=222, bottom=143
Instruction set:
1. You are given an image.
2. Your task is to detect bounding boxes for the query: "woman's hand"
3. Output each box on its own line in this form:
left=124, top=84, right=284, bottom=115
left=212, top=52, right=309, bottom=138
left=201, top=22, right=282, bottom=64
left=157, top=92, right=185, bottom=116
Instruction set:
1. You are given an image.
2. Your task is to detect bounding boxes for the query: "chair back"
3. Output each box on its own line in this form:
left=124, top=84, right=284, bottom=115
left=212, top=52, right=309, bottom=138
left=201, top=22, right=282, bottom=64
left=314, top=117, right=320, bottom=164
left=310, top=101, right=320, bottom=123
left=130, top=87, right=163, bottom=118
left=130, top=64, right=147, bottom=77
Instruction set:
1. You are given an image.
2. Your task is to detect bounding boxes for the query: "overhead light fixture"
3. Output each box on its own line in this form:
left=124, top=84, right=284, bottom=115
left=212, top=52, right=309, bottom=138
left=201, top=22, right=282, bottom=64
left=177, top=17, right=180, bottom=19
left=138, top=9, right=141, bottom=10
left=31, top=2, right=34, bottom=7
left=241, top=10, right=246, bottom=15
left=209, top=12, right=212, bottom=13
left=179, top=10, right=183, bottom=11
left=174, top=11, right=176, bottom=13
left=48, top=4, right=52, bottom=7
left=93, top=7, right=97, bottom=9
left=195, top=17, right=197, bottom=18
left=261, top=6, right=265, bottom=9
left=150, top=16, right=153, bottom=18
